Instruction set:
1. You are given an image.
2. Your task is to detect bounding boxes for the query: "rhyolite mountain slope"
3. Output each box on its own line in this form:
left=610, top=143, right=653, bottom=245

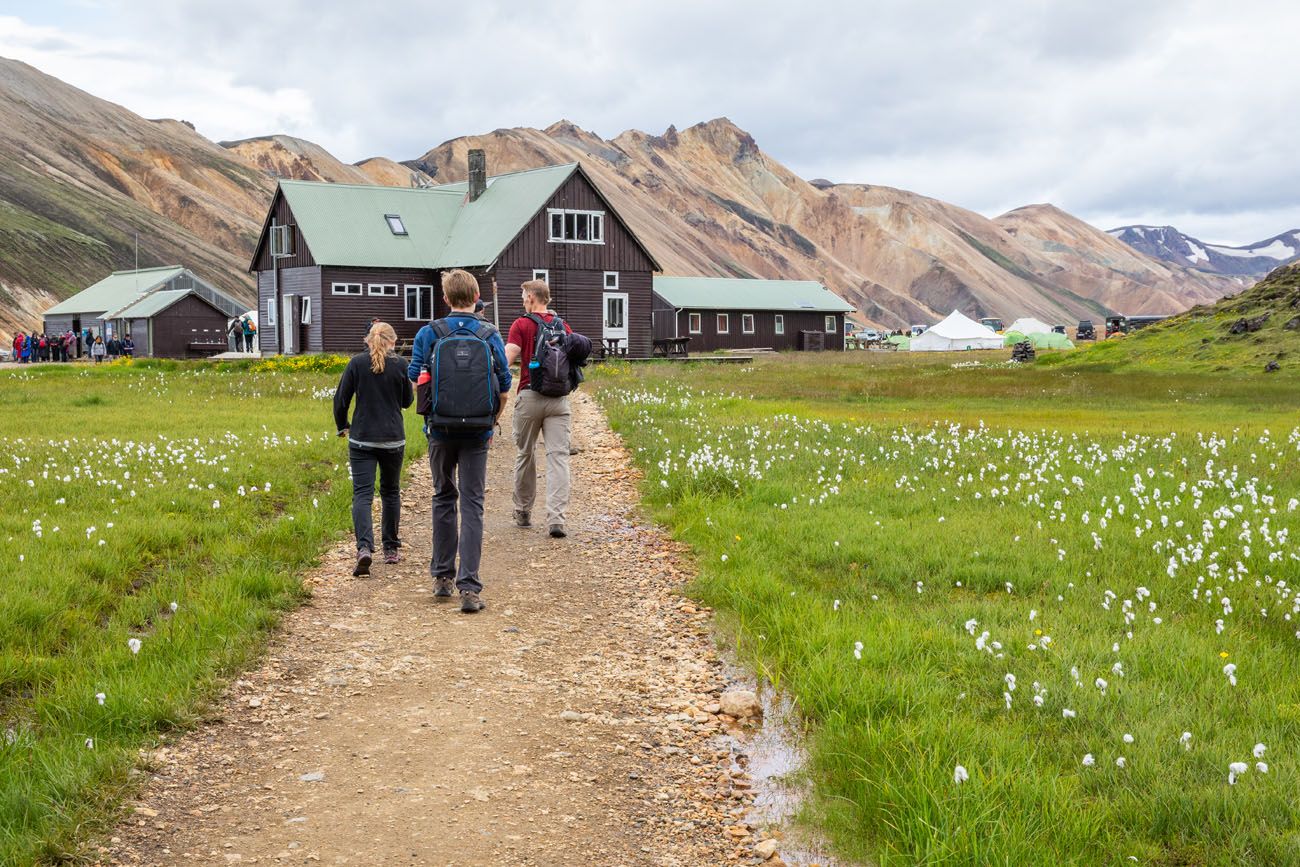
left=1109, top=225, right=1300, bottom=279
left=999, top=205, right=1247, bottom=315
left=0, top=54, right=1245, bottom=342
left=0, top=56, right=278, bottom=341
left=405, top=120, right=1242, bottom=327
left=221, top=134, right=434, bottom=188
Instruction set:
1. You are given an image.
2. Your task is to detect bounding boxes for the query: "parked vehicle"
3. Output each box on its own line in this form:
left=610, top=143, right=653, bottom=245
left=979, top=317, right=1005, bottom=333
left=854, top=329, right=881, bottom=342
left=1105, top=316, right=1127, bottom=338
left=910, top=324, right=926, bottom=338
left=1076, top=319, right=1096, bottom=340
left=1051, top=324, right=1067, bottom=335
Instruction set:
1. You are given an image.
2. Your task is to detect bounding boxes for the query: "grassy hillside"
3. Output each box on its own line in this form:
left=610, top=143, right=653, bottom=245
left=1052, top=263, right=1300, bottom=374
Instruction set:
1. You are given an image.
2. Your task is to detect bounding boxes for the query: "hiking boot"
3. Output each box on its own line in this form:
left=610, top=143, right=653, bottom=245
left=514, top=509, right=531, bottom=528
left=433, top=576, right=455, bottom=599
left=353, top=549, right=372, bottom=577
left=548, top=524, right=567, bottom=539
left=383, top=550, right=401, bottom=565
left=460, top=590, right=485, bottom=614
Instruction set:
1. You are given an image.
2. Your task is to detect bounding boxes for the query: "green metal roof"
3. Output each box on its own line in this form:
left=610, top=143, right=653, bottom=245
left=652, top=276, right=855, bottom=312
left=104, top=289, right=198, bottom=320
left=44, top=266, right=184, bottom=316
left=276, top=163, right=580, bottom=269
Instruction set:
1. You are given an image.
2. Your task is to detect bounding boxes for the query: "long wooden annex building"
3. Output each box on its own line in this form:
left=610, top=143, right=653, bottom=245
left=251, top=152, right=661, bottom=356
left=652, top=276, right=853, bottom=352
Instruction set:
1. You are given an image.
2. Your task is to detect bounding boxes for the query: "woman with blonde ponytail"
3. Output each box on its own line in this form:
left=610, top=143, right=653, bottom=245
left=334, top=321, right=413, bottom=576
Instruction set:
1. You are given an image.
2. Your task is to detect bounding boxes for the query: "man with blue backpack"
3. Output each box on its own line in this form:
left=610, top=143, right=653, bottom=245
left=408, top=269, right=511, bottom=613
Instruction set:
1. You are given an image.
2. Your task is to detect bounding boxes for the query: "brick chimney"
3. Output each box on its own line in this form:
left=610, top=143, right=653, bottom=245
left=467, top=149, right=487, bottom=202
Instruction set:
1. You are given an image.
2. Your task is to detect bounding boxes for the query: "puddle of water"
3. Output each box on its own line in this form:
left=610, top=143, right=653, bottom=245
left=718, top=663, right=849, bottom=867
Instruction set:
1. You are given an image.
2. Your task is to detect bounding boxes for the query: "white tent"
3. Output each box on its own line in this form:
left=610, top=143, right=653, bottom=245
left=1006, top=317, right=1053, bottom=335
left=911, top=310, right=1004, bottom=351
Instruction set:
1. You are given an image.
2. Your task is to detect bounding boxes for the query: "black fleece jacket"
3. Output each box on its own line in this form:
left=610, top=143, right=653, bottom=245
left=333, top=352, right=413, bottom=443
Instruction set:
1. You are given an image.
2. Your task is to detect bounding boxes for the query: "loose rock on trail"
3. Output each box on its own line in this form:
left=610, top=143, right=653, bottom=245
left=97, top=395, right=797, bottom=866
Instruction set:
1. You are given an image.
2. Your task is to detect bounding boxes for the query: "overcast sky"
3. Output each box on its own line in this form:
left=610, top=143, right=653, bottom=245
left=1, top=0, right=1297, bottom=244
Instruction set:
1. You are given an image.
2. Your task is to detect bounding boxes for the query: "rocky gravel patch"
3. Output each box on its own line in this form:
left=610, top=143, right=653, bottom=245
left=95, top=394, right=814, bottom=866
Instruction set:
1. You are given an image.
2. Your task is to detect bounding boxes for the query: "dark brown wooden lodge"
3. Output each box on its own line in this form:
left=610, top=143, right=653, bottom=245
left=250, top=152, right=661, bottom=356
left=652, top=276, right=854, bottom=352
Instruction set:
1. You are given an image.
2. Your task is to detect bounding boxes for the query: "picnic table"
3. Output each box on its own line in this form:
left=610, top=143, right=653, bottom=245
left=651, top=337, right=691, bottom=358
left=601, top=337, right=627, bottom=359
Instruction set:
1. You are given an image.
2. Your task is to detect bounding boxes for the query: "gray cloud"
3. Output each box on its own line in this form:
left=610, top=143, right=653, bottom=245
left=2, top=0, right=1298, bottom=244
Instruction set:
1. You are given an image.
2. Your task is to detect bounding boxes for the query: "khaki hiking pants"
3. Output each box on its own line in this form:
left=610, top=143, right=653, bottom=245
left=512, top=390, right=571, bottom=527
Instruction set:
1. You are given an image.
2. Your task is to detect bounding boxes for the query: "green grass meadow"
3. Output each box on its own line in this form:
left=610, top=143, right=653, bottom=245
left=0, top=358, right=423, bottom=865
left=593, top=352, right=1300, bottom=865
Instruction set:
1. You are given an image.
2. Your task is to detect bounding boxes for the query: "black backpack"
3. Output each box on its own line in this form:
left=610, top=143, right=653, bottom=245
left=527, top=314, right=574, bottom=397
left=420, top=318, right=500, bottom=430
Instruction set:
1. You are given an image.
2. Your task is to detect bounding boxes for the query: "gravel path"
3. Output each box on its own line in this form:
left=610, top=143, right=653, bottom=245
left=97, top=394, right=791, bottom=866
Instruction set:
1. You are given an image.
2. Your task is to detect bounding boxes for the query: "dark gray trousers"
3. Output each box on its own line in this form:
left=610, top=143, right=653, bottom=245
left=349, top=444, right=404, bottom=555
left=428, top=437, right=490, bottom=593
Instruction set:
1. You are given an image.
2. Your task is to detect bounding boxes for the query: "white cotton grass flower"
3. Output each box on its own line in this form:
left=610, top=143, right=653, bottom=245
left=1180, top=731, right=1192, bottom=750
left=1223, top=663, right=1238, bottom=687
left=720, top=554, right=728, bottom=562
left=853, top=641, right=863, bottom=660
left=964, top=618, right=978, bottom=635
left=1253, top=743, right=1267, bottom=759
left=1062, top=708, right=1077, bottom=719
left=1082, top=753, right=1095, bottom=767
left=169, top=601, right=178, bottom=612
left=1122, top=733, right=1134, bottom=744
left=1095, top=677, right=1108, bottom=694
left=1115, top=756, right=1127, bottom=768
left=833, top=599, right=841, bottom=611
left=1004, top=673, right=1017, bottom=691
left=953, top=764, right=969, bottom=784
left=1229, top=761, right=1249, bottom=785
left=95, top=692, right=106, bottom=706
left=127, top=637, right=142, bottom=655
left=85, top=738, right=94, bottom=750
left=1257, top=762, right=1269, bottom=774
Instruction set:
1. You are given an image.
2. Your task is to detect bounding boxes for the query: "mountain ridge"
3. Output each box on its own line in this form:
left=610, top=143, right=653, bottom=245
left=0, top=56, right=1248, bottom=343
left=1108, top=224, right=1300, bottom=278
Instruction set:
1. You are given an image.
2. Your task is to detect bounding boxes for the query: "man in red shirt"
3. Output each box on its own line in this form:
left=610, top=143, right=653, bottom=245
left=505, top=279, right=573, bottom=538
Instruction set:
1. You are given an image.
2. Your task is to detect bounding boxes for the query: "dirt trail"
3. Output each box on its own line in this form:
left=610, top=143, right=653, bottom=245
left=98, top=394, right=790, bottom=866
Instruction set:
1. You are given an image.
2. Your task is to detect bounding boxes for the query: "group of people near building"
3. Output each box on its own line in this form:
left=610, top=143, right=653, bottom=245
left=9, top=330, right=134, bottom=363
left=333, top=270, right=591, bottom=614
left=228, top=315, right=257, bottom=352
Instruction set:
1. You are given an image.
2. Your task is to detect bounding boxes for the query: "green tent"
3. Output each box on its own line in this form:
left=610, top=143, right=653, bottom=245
left=1029, top=332, right=1074, bottom=350
left=1002, top=330, right=1028, bottom=347
left=886, top=334, right=911, bottom=350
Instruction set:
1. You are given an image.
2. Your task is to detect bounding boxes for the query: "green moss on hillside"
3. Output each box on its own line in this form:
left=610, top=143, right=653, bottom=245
left=1049, top=263, right=1300, bottom=374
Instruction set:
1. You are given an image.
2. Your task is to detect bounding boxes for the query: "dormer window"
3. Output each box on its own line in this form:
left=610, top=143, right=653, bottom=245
left=385, top=214, right=407, bottom=236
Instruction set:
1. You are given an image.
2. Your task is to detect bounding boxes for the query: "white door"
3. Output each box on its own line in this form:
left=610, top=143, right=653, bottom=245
left=281, top=294, right=298, bottom=355
left=603, top=292, right=629, bottom=342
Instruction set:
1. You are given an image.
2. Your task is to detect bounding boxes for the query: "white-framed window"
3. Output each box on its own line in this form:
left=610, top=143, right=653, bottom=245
left=269, top=224, right=295, bottom=258
left=300, top=297, right=312, bottom=324
left=775, top=314, right=784, bottom=335
left=384, top=214, right=407, bottom=236
left=404, top=284, right=432, bottom=321
left=688, top=313, right=702, bottom=334
left=331, top=282, right=362, bottom=296
left=532, top=269, right=549, bottom=283
left=604, top=271, right=619, bottom=290
left=742, top=313, right=755, bottom=334
left=367, top=283, right=398, bottom=297
left=547, top=209, right=605, bottom=244
left=717, top=313, right=729, bottom=334
left=825, top=315, right=837, bottom=333
left=265, top=297, right=276, bottom=327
